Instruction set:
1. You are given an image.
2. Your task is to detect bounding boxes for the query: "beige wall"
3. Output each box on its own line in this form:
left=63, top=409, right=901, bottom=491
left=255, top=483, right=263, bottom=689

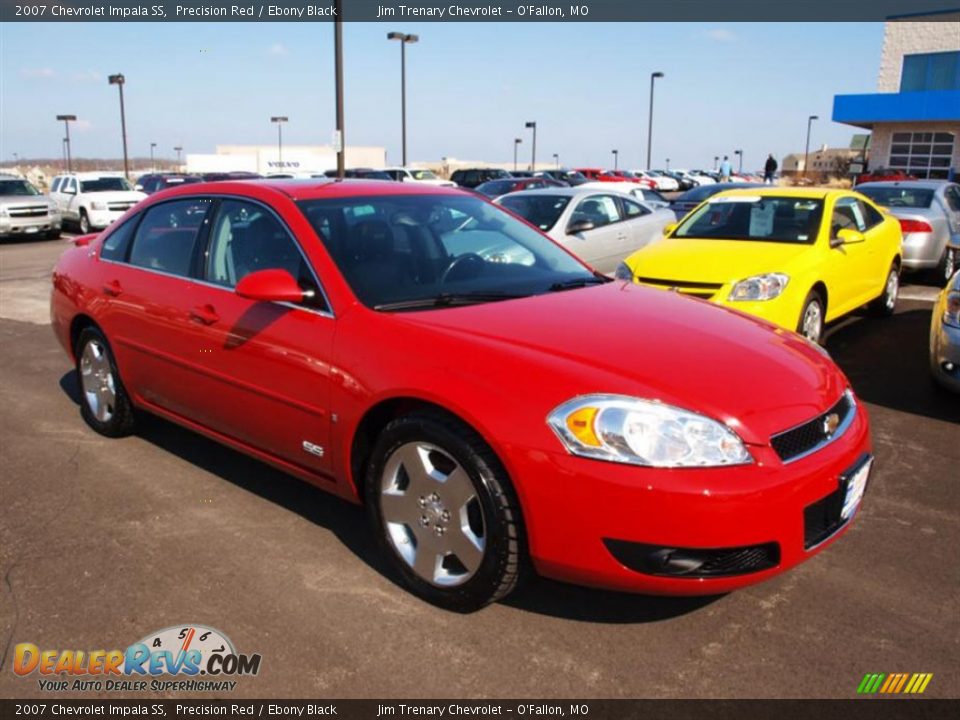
left=878, top=15, right=960, bottom=92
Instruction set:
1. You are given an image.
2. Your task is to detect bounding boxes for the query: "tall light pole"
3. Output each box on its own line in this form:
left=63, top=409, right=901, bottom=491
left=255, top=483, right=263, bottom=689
left=271, top=116, right=288, bottom=167
left=387, top=32, right=418, bottom=167
left=56, top=114, right=76, bottom=172
left=612, top=149, right=619, bottom=170
left=513, top=138, right=522, bottom=172
left=174, top=146, right=183, bottom=170
left=150, top=142, right=156, bottom=169
left=803, top=115, right=818, bottom=179
left=646, top=71, right=664, bottom=170
left=735, top=149, right=743, bottom=173
left=552, top=153, right=559, bottom=169
left=714, top=155, right=719, bottom=171
left=108, top=74, right=129, bottom=179
left=334, top=0, right=345, bottom=178
left=666, top=157, right=670, bottom=170
left=525, top=121, right=537, bottom=171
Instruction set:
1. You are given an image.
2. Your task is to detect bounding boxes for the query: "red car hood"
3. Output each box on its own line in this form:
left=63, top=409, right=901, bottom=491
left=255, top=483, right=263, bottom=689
left=400, top=282, right=849, bottom=445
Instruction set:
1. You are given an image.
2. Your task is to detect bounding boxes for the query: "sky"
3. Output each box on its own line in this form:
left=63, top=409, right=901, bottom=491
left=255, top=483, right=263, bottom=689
left=0, top=21, right=885, bottom=171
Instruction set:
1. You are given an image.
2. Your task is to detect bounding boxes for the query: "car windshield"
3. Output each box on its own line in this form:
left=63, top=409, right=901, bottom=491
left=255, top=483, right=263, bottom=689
left=0, top=179, right=39, bottom=196
left=411, top=170, right=438, bottom=180
left=297, top=194, right=595, bottom=310
left=80, top=177, right=133, bottom=192
left=675, top=195, right=824, bottom=244
left=498, top=194, right=571, bottom=231
left=857, top=186, right=935, bottom=209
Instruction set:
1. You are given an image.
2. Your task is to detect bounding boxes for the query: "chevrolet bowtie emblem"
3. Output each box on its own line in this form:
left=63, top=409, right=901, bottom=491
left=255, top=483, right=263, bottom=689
left=823, top=413, right=841, bottom=437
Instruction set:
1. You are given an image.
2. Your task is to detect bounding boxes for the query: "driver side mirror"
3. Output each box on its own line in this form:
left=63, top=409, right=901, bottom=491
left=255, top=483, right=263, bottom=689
left=831, top=228, right=865, bottom=248
left=235, top=269, right=307, bottom=303
left=134, top=184, right=144, bottom=192
left=567, top=219, right=595, bottom=235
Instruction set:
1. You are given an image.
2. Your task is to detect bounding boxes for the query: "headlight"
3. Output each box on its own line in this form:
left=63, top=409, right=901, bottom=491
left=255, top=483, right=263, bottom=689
left=48, top=204, right=60, bottom=216
left=90, top=201, right=107, bottom=211
left=944, top=291, right=960, bottom=328
left=547, top=394, right=752, bottom=468
left=0, top=207, right=8, bottom=218
left=729, top=273, right=789, bottom=301
left=614, top=262, right=634, bottom=281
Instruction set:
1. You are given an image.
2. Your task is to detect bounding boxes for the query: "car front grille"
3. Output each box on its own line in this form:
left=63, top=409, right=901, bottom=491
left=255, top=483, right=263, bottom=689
left=804, top=484, right=846, bottom=549
left=107, top=202, right=135, bottom=212
left=770, top=391, right=855, bottom=463
left=634, top=276, right=724, bottom=300
left=8, top=205, right=49, bottom=218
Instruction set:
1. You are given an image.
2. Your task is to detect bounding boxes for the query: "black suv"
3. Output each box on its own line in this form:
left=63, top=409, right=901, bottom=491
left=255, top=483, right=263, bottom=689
left=450, top=168, right=512, bottom=188
left=135, top=173, right=202, bottom=195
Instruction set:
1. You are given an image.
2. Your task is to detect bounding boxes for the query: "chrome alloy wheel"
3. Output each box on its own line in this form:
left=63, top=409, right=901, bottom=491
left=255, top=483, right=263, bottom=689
left=884, top=270, right=899, bottom=311
left=801, top=300, right=823, bottom=343
left=80, top=339, right=117, bottom=423
left=379, top=442, right=486, bottom=587
left=945, top=248, right=957, bottom=282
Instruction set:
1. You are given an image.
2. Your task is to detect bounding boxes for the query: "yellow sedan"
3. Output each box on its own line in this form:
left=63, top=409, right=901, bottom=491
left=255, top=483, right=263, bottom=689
left=616, top=188, right=903, bottom=343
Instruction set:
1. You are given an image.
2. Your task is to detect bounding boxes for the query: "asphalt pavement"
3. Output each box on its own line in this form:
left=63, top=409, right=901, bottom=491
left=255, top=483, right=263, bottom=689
left=0, top=235, right=957, bottom=700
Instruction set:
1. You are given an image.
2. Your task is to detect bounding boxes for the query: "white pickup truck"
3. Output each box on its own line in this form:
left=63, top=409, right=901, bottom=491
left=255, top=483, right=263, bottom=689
left=49, top=172, right=146, bottom=234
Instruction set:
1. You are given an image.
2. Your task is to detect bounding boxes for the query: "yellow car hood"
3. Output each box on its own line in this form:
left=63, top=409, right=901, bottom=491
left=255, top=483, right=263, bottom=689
left=628, top=238, right=810, bottom=284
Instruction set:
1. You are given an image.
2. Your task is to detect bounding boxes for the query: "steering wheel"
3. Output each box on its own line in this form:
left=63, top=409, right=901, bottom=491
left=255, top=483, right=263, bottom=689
left=439, top=253, right=486, bottom=284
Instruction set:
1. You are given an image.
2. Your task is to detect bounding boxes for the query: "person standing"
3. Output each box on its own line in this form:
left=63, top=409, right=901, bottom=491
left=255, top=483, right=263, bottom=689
left=765, top=154, right=778, bottom=184
left=719, top=156, right=732, bottom=182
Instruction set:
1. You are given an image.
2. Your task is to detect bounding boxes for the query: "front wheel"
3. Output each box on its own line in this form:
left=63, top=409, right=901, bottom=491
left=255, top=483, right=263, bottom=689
left=78, top=210, right=91, bottom=235
left=797, top=291, right=825, bottom=345
left=75, top=327, right=135, bottom=437
left=365, top=411, right=524, bottom=612
left=870, top=265, right=899, bottom=317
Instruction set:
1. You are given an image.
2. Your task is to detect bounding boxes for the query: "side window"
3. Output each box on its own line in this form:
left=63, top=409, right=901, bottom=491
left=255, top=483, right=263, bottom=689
left=64, top=178, right=76, bottom=194
left=946, top=186, right=960, bottom=211
left=859, top=200, right=884, bottom=230
left=100, top=217, right=138, bottom=262
left=128, top=199, right=212, bottom=277
left=204, top=200, right=327, bottom=311
left=50, top=178, right=62, bottom=193
left=831, top=198, right=866, bottom=235
left=621, top=198, right=651, bottom=218
left=572, top=195, right=621, bottom=228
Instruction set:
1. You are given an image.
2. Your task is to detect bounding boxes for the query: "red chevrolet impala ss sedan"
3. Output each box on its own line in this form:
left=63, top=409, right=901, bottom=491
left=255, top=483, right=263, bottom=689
left=51, top=179, right=872, bottom=612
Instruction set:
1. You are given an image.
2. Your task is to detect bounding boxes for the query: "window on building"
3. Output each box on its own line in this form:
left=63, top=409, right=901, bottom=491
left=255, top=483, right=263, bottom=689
left=900, top=51, right=960, bottom=92
left=888, top=131, right=955, bottom=180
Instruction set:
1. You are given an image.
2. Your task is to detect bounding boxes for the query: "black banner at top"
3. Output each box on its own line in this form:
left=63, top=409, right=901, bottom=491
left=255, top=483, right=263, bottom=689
left=2, top=0, right=960, bottom=22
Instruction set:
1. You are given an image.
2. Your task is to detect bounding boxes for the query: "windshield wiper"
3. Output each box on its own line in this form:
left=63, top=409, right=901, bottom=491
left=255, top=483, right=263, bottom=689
left=547, top=275, right=611, bottom=292
left=374, top=292, right=530, bottom=311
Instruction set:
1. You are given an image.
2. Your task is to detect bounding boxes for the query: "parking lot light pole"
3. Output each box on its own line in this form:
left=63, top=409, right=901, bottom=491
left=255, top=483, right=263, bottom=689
left=387, top=32, right=418, bottom=167
left=734, top=149, right=743, bottom=174
left=804, top=115, right=818, bottom=179
left=612, top=149, right=618, bottom=170
left=150, top=142, right=156, bottom=169
left=552, top=153, right=559, bottom=169
left=56, top=115, right=77, bottom=172
left=108, top=74, right=130, bottom=180
left=714, top=155, right=719, bottom=170
left=525, top=121, right=536, bottom=171
left=334, top=0, right=345, bottom=179
left=513, top=138, right=522, bottom=171
left=646, top=71, right=664, bottom=170
left=666, top=158, right=670, bottom=170
left=174, top=146, right=183, bottom=170
left=271, top=116, right=288, bottom=167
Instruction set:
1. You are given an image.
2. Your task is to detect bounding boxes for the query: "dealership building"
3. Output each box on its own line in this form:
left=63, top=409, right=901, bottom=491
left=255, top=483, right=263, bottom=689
left=185, top=144, right=387, bottom=175
left=832, top=11, right=960, bottom=179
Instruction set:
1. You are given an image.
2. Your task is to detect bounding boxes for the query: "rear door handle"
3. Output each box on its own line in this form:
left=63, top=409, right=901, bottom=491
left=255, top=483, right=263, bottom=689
left=103, top=280, right=122, bottom=297
left=189, top=304, right=219, bottom=325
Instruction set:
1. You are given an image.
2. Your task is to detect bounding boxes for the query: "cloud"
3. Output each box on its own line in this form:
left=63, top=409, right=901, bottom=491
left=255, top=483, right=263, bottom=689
left=701, top=28, right=737, bottom=43
left=71, top=70, right=101, bottom=83
left=73, top=120, right=93, bottom=132
left=20, top=68, right=55, bottom=78
left=267, top=43, right=289, bottom=56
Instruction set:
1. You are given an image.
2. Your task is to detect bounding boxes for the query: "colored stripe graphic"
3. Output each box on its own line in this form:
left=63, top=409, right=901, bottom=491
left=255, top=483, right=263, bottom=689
left=858, top=673, right=933, bottom=694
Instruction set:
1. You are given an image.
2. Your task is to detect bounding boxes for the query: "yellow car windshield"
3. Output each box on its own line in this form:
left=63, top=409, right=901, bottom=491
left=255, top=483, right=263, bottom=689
left=676, top=196, right=824, bottom=244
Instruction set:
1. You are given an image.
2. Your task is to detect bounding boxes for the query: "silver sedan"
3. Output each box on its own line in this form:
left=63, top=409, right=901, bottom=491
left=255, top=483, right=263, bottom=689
left=930, top=269, right=960, bottom=393
left=495, top=186, right=674, bottom=275
left=857, top=180, right=960, bottom=282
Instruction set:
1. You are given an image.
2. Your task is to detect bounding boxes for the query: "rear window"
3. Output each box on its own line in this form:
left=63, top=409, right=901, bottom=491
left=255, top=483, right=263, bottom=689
left=127, top=199, right=213, bottom=277
left=80, top=177, right=133, bottom=193
left=499, top=194, right=571, bottom=231
left=857, top=186, right=935, bottom=209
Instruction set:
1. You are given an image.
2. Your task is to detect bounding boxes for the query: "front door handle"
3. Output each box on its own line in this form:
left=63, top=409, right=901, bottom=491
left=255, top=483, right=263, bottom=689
left=189, top=304, right=219, bottom=325
left=103, top=280, right=122, bottom=297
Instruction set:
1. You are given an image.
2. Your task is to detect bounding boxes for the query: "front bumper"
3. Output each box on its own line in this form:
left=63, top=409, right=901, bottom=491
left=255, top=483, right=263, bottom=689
left=87, top=209, right=125, bottom=230
left=515, top=400, right=871, bottom=594
left=930, top=315, right=960, bottom=392
left=0, top=214, right=61, bottom=237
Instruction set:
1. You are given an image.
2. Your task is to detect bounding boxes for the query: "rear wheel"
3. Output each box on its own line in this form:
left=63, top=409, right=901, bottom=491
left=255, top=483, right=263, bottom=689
left=365, top=411, right=524, bottom=612
left=78, top=210, right=90, bottom=235
left=870, top=264, right=899, bottom=317
left=75, top=327, right=135, bottom=437
left=797, top=291, right=825, bottom=344
left=936, top=247, right=957, bottom=283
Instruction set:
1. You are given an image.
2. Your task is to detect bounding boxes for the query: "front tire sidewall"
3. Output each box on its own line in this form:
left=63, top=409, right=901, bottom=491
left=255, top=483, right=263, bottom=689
left=797, top=292, right=825, bottom=345
left=75, top=327, right=135, bottom=437
left=365, top=415, right=521, bottom=612
left=78, top=211, right=90, bottom=235
left=872, top=266, right=900, bottom=317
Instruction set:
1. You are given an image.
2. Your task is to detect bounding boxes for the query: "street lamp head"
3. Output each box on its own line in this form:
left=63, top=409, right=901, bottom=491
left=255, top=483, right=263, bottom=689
left=525, top=121, right=536, bottom=129
left=652, top=71, right=664, bottom=79
left=271, top=116, right=289, bottom=123
left=150, top=142, right=156, bottom=148
left=514, top=138, right=522, bottom=145
left=108, top=73, right=125, bottom=85
left=809, top=115, right=819, bottom=121
left=56, top=114, right=77, bottom=122
left=388, top=32, right=418, bottom=43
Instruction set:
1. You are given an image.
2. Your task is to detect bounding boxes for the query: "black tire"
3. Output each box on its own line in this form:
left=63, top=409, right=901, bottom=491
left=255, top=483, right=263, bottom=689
left=870, top=264, right=900, bottom=317
left=78, top=210, right=91, bottom=235
left=796, top=290, right=825, bottom=345
left=75, top=326, right=135, bottom=437
left=365, top=410, right=525, bottom=612
left=935, top=246, right=957, bottom=284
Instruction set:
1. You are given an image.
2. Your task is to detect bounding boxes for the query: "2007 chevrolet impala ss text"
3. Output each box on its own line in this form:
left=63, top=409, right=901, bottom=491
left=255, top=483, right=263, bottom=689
left=50, top=179, right=873, bottom=612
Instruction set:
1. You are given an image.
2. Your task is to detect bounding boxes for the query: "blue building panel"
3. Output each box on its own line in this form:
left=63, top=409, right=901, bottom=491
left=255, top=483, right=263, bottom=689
left=832, top=90, right=960, bottom=128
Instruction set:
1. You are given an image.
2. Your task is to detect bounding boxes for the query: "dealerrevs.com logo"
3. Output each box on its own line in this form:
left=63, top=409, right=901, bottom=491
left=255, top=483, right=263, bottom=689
left=13, top=624, right=261, bottom=692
